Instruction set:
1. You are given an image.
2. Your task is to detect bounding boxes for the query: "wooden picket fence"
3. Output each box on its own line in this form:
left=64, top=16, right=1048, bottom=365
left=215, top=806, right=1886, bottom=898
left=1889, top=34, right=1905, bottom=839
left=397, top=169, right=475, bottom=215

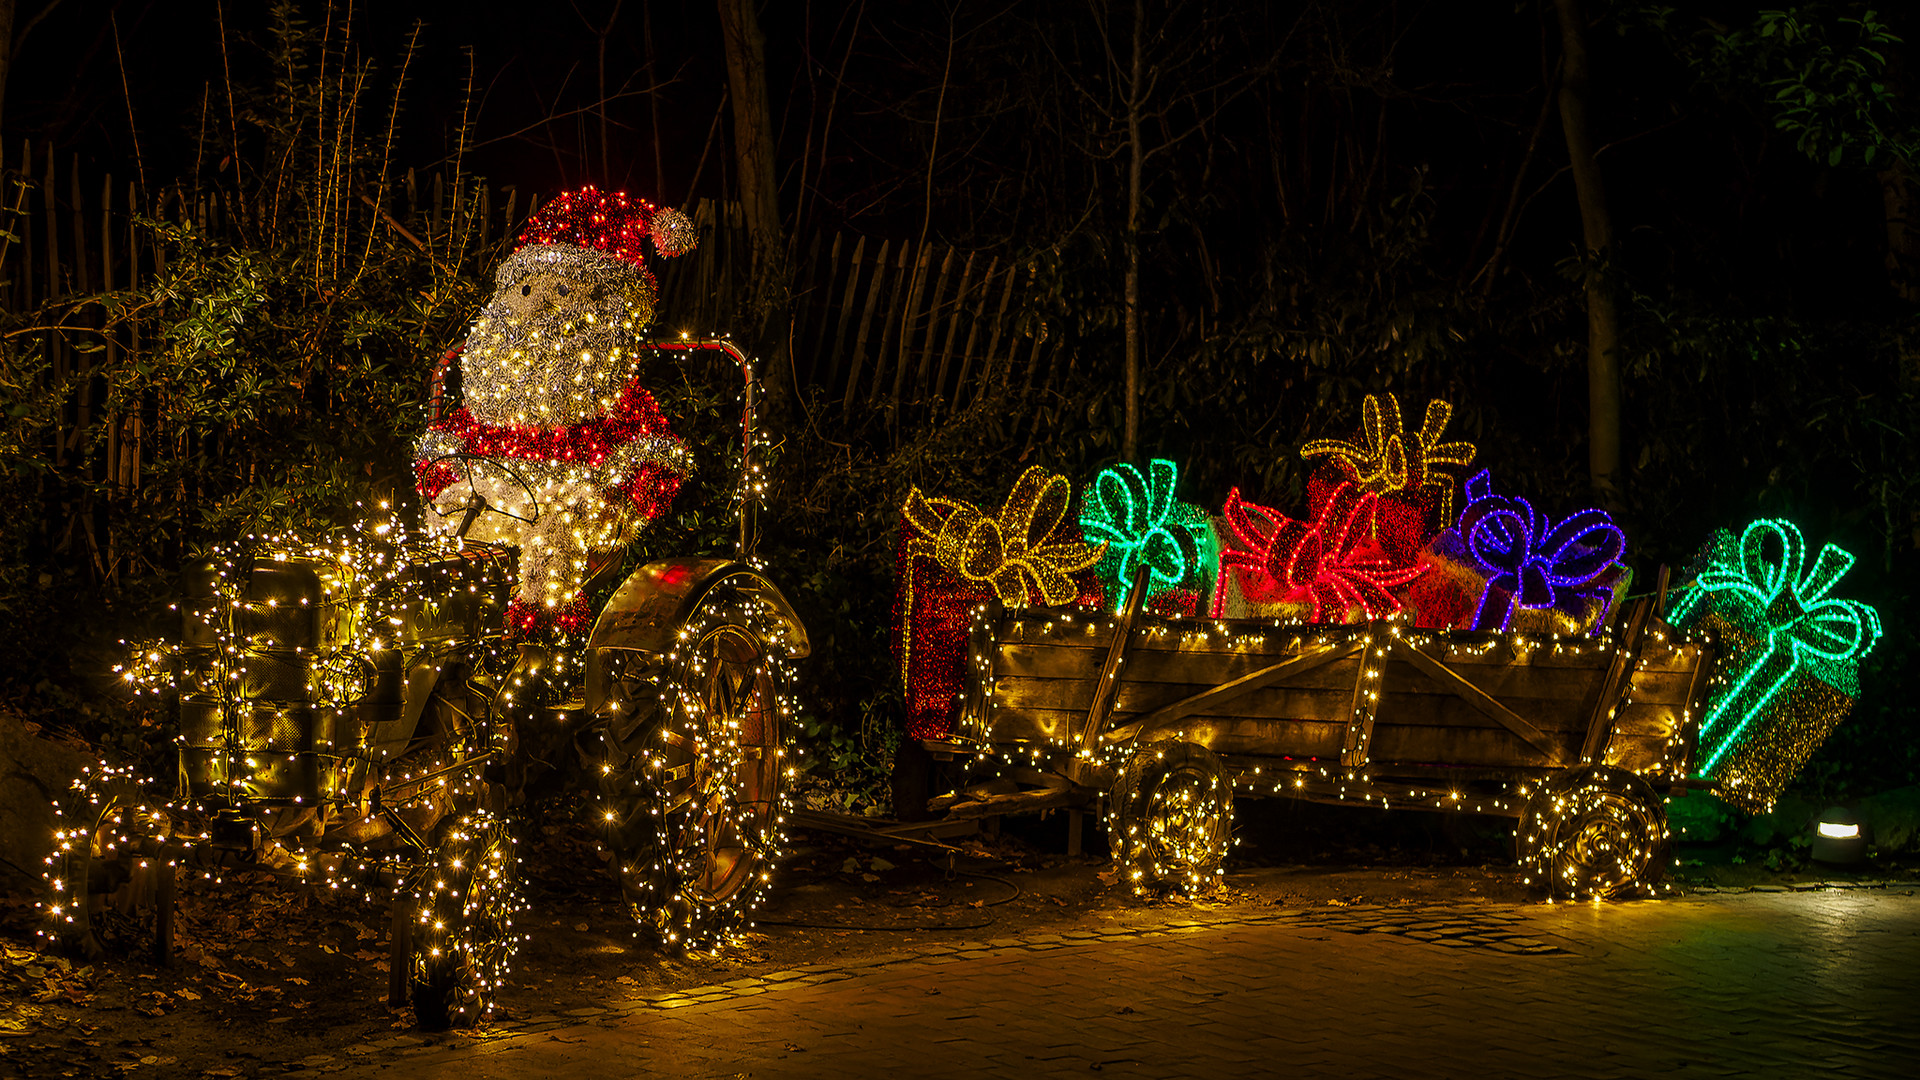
left=788, top=233, right=1053, bottom=420
left=0, top=141, right=1056, bottom=553
left=652, top=206, right=1056, bottom=423
left=3, top=140, right=154, bottom=579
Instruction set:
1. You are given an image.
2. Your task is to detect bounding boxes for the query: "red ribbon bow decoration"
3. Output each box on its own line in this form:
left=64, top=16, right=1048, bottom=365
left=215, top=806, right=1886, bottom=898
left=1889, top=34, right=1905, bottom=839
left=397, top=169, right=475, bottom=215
left=1211, top=482, right=1428, bottom=622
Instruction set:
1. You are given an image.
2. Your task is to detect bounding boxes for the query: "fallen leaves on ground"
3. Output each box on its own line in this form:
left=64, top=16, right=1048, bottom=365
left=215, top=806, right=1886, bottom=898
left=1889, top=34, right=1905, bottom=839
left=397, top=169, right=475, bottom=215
left=4, top=943, right=97, bottom=1008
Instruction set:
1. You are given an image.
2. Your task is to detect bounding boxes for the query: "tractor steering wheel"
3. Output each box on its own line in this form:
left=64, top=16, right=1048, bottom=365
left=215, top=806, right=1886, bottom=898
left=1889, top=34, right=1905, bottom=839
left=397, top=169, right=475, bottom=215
left=422, top=453, right=543, bottom=537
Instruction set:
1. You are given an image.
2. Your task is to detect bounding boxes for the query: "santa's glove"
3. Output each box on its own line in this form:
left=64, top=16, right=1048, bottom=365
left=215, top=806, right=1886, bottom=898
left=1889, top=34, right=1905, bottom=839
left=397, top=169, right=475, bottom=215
left=554, top=595, right=595, bottom=635
left=606, top=438, right=692, bottom=514
left=619, top=462, right=686, bottom=523
left=415, top=460, right=459, bottom=500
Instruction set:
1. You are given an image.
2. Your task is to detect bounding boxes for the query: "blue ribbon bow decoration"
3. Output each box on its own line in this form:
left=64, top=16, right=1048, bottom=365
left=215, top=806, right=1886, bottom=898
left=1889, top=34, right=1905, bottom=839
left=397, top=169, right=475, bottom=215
left=1454, top=470, right=1626, bottom=632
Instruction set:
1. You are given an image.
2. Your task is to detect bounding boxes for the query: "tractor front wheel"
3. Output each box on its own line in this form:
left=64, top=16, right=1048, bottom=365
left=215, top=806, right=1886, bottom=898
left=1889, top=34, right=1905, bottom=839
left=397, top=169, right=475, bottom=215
left=409, top=808, right=522, bottom=1030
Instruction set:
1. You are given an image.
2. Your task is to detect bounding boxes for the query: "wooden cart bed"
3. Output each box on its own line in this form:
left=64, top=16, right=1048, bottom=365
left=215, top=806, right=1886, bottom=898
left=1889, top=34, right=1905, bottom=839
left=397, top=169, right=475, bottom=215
left=960, top=602, right=1713, bottom=807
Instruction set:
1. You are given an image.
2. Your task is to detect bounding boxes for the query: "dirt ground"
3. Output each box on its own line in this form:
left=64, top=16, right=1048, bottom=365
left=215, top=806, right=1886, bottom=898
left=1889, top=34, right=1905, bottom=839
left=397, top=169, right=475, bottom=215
left=3, top=799, right=1914, bottom=1079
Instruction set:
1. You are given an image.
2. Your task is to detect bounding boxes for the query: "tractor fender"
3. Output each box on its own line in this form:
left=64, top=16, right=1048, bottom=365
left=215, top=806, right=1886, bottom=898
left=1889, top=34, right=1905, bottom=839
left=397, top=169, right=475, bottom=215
left=584, top=558, right=810, bottom=713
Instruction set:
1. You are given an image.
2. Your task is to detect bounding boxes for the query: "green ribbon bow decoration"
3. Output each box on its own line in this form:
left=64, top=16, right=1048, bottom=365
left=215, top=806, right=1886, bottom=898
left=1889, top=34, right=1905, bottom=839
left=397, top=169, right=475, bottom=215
left=1668, top=518, right=1882, bottom=776
left=1079, top=459, right=1216, bottom=611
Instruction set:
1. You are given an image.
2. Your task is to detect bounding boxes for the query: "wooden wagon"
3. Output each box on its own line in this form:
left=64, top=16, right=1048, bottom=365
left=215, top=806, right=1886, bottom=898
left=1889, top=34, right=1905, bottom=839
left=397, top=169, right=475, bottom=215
left=926, top=571, right=1717, bottom=899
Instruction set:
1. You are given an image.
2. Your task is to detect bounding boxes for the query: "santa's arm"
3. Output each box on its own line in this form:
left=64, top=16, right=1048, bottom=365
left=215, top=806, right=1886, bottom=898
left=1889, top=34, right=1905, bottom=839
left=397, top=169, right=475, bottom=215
left=605, top=436, right=694, bottom=522
left=413, top=427, right=464, bottom=500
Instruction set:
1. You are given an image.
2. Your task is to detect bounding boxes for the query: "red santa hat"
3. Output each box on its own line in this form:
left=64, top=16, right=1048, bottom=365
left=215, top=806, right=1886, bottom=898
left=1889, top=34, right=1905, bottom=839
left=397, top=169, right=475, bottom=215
left=516, top=185, right=697, bottom=264
left=492, top=186, right=697, bottom=322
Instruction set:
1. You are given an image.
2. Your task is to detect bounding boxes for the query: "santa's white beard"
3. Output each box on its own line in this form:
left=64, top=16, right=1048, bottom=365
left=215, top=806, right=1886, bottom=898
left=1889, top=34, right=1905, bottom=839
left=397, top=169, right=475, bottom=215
left=419, top=289, right=676, bottom=609
left=459, top=297, right=640, bottom=427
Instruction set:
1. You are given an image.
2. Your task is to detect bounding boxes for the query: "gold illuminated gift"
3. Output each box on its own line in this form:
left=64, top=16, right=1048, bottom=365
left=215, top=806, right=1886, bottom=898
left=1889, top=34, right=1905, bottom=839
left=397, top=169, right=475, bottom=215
left=896, top=467, right=1104, bottom=723
left=902, top=466, right=1104, bottom=606
left=1302, top=394, right=1477, bottom=518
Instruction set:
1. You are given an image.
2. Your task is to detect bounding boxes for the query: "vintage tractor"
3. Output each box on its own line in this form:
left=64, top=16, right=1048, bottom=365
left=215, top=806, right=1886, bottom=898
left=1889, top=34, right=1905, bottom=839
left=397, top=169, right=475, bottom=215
left=47, top=339, right=809, bottom=1028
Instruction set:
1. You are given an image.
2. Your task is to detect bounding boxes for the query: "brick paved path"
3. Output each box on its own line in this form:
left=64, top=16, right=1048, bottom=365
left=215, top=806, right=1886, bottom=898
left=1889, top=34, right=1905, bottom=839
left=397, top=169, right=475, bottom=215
left=341, top=890, right=1920, bottom=1079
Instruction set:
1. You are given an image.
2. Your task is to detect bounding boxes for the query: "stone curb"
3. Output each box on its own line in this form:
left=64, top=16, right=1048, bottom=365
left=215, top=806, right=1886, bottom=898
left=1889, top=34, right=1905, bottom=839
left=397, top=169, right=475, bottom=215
left=1682, top=880, right=1908, bottom=894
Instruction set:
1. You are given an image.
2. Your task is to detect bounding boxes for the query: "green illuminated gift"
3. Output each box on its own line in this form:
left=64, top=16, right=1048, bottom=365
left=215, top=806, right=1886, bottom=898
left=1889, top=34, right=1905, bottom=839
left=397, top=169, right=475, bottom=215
left=1078, top=458, right=1216, bottom=614
left=1668, top=518, right=1881, bottom=812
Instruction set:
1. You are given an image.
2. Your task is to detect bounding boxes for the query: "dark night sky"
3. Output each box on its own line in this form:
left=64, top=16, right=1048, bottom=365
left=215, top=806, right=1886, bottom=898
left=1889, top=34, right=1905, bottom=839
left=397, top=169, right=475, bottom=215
left=0, top=10, right=1864, bottom=218
left=4, top=0, right=1905, bottom=327
left=9, top=0, right=734, bottom=200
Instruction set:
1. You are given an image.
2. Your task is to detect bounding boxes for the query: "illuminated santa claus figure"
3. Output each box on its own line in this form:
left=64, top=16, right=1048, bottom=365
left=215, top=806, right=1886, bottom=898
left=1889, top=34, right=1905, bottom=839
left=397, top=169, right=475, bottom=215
left=414, top=187, right=698, bottom=636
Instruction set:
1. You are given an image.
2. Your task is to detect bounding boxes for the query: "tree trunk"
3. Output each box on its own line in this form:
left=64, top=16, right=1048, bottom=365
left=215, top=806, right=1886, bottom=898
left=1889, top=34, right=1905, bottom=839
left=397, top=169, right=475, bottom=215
left=1122, top=0, right=1145, bottom=465
left=1882, top=163, right=1918, bottom=303
left=1553, top=0, right=1623, bottom=512
left=716, top=0, right=790, bottom=386
left=1883, top=163, right=1920, bottom=388
left=645, top=2, right=665, bottom=199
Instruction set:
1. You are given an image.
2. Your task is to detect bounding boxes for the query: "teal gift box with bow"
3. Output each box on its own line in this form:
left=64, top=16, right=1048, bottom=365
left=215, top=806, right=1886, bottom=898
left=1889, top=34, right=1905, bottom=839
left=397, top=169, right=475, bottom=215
left=1079, top=459, right=1217, bottom=616
left=1668, top=518, right=1882, bottom=812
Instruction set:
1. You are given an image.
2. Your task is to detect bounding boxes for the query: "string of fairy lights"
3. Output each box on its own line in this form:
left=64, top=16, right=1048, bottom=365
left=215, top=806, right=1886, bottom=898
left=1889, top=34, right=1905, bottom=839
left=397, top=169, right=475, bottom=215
left=66, top=336, right=794, bottom=1020
left=1514, top=766, right=1671, bottom=900
left=411, top=808, right=522, bottom=1028
left=896, top=392, right=1874, bottom=901
left=41, top=764, right=161, bottom=954
left=1108, top=739, right=1232, bottom=896
left=589, top=579, right=803, bottom=951
left=47, top=184, right=810, bottom=1027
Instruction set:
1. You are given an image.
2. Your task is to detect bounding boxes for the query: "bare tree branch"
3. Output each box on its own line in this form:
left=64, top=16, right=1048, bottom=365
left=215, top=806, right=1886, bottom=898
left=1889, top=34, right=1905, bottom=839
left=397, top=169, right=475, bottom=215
left=9, top=0, right=65, bottom=63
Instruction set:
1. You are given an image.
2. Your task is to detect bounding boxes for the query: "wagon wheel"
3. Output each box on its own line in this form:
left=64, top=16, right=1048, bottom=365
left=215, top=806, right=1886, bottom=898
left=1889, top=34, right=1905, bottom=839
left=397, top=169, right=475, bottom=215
left=1109, top=740, right=1232, bottom=896
left=409, top=808, right=523, bottom=1030
left=592, top=583, right=789, bottom=949
left=1517, top=765, right=1670, bottom=900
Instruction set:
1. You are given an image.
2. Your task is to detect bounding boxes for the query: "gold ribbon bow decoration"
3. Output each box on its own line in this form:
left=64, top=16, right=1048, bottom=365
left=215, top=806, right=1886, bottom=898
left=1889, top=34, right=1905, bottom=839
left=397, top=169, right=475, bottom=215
left=902, top=466, right=1105, bottom=606
left=1301, top=393, right=1477, bottom=519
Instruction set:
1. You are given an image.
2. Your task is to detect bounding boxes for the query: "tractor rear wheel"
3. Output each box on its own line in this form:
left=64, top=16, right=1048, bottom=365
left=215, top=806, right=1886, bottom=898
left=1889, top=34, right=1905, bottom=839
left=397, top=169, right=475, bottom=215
left=591, top=581, right=791, bottom=950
